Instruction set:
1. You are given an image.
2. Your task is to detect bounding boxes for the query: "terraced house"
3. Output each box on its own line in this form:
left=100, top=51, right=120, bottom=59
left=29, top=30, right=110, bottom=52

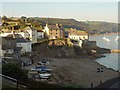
left=43, top=24, right=65, bottom=39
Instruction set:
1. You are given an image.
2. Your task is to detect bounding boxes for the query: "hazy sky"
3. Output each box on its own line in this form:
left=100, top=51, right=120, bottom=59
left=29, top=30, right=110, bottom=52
left=1, top=1, right=119, bottom=23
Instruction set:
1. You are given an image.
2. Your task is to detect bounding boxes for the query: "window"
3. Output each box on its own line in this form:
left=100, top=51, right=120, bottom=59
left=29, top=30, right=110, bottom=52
left=8, top=42, right=11, bottom=45
left=56, top=33, right=57, bottom=34
left=6, top=50, right=9, bottom=53
left=55, top=36, right=58, bottom=38
left=51, top=33, right=52, bottom=34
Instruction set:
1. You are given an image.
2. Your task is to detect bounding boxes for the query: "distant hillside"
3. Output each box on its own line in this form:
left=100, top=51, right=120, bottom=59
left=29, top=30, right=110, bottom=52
left=27, top=17, right=86, bottom=30
left=84, top=21, right=118, bottom=34
left=1, top=16, right=118, bottom=34
left=26, top=17, right=118, bottom=34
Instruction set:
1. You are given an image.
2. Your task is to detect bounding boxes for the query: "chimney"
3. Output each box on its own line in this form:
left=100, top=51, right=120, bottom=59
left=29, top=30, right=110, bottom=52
left=56, top=24, right=59, bottom=28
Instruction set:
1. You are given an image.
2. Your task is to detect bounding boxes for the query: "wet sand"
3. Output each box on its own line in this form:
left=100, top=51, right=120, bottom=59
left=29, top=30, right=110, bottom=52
left=46, top=57, right=118, bottom=88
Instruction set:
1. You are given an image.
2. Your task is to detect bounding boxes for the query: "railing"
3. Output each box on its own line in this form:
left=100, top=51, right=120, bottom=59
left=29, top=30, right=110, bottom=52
left=0, top=74, right=27, bottom=89
left=0, top=74, right=17, bottom=82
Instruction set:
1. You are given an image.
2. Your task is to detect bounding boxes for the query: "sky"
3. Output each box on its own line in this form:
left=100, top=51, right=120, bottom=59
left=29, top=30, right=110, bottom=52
left=0, top=0, right=119, bottom=23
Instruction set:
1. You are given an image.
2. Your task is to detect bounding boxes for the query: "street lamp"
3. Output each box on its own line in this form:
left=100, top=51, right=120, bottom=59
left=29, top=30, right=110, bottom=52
left=97, top=67, right=103, bottom=84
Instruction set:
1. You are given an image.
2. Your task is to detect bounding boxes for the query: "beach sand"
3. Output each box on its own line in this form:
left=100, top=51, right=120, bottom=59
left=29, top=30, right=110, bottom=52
left=46, top=57, right=118, bottom=88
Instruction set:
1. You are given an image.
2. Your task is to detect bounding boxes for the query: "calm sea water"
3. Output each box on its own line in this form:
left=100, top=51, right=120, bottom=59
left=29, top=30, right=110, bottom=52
left=89, top=33, right=119, bottom=71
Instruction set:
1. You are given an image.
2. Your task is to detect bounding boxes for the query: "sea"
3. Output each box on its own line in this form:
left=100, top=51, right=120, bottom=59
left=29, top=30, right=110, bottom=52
left=89, top=33, right=119, bottom=71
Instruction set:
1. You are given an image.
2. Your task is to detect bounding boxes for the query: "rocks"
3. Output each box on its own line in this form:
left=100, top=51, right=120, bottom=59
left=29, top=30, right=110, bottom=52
left=92, top=54, right=105, bottom=58
left=96, top=47, right=111, bottom=54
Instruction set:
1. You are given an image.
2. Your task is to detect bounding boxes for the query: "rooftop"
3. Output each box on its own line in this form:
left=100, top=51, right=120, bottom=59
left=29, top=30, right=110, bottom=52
left=67, top=28, right=88, bottom=35
left=5, top=34, right=30, bottom=43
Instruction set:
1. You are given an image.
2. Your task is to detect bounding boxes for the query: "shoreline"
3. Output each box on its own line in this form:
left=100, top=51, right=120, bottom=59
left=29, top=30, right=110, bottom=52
left=46, top=56, right=118, bottom=88
left=90, top=32, right=119, bottom=36
left=91, top=53, right=118, bottom=72
left=94, top=58, right=118, bottom=72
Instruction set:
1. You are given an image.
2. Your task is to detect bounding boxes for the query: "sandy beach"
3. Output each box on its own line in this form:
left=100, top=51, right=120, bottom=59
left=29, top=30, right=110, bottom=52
left=44, top=57, right=119, bottom=88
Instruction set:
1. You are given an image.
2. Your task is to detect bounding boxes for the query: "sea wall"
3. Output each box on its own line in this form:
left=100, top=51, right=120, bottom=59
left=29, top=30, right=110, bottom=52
left=111, top=50, right=120, bottom=53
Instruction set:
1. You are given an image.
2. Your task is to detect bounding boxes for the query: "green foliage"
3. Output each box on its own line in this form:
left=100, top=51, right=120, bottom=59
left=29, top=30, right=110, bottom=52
left=2, top=15, right=8, bottom=22
left=27, top=79, right=64, bottom=88
left=25, top=17, right=118, bottom=34
left=2, top=63, right=28, bottom=83
left=86, top=21, right=118, bottom=34
left=27, top=79, right=85, bottom=89
left=2, top=16, right=118, bottom=34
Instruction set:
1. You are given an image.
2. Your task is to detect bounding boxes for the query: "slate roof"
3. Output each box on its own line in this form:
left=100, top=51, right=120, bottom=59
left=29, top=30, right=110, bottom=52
left=68, top=28, right=88, bottom=35
left=48, top=25, right=60, bottom=30
left=2, top=37, right=16, bottom=50
left=15, top=38, right=28, bottom=43
left=6, top=34, right=23, bottom=38
left=14, top=47, right=22, bottom=51
left=5, top=34, right=30, bottom=43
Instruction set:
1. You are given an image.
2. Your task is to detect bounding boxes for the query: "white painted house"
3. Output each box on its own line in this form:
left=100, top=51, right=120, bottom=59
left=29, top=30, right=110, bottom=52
left=24, top=26, right=38, bottom=44
left=69, top=35, right=88, bottom=41
left=37, top=30, right=44, bottom=39
left=0, top=26, right=38, bottom=44
left=68, top=29, right=89, bottom=47
left=15, top=38, right=32, bottom=54
left=0, top=31, right=12, bottom=37
left=6, top=34, right=32, bottom=54
left=43, top=24, right=49, bottom=36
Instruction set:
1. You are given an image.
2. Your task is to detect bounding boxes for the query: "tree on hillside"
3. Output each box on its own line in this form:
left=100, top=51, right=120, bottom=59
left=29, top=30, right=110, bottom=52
left=20, top=16, right=27, bottom=23
left=2, top=15, right=8, bottom=22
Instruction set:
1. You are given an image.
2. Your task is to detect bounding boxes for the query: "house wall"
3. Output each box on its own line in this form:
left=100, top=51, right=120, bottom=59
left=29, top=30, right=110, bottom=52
left=69, top=35, right=88, bottom=40
left=37, top=32, right=44, bottom=39
left=0, top=33, right=12, bottom=37
left=17, top=32, right=26, bottom=38
left=0, top=32, right=30, bottom=41
left=26, top=29, right=37, bottom=44
left=43, top=25, right=49, bottom=35
left=78, top=40, right=83, bottom=47
left=1, top=37, right=17, bottom=58
left=49, top=29, right=61, bottom=39
left=16, top=42, right=32, bottom=53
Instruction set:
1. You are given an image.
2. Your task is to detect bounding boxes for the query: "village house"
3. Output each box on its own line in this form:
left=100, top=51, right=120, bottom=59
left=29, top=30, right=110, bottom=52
left=23, top=26, right=38, bottom=44
left=68, top=28, right=89, bottom=40
left=0, top=36, right=22, bottom=59
left=5, top=34, right=32, bottom=54
left=43, top=24, right=65, bottom=39
left=0, top=26, right=38, bottom=44
left=0, top=33, right=32, bottom=59
left=67, top=28, right=89, bottom=47
left=37, top=30, right=44, bottom=39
